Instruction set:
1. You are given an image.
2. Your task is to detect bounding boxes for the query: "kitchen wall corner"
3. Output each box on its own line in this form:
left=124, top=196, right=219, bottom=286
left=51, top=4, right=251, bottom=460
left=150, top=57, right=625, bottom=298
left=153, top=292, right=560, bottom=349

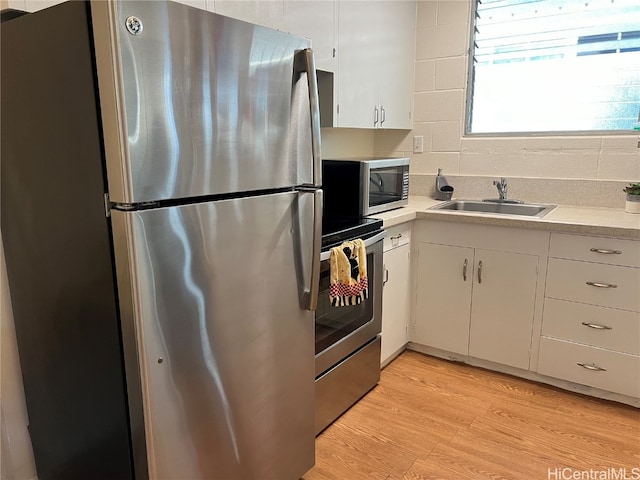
left=375, top=0, right=640, bottom=205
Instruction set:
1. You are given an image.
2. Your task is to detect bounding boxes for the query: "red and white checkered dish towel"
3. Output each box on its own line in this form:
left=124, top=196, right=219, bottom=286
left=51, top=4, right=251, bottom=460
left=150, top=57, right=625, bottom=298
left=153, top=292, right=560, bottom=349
left=329, top=239, right=368, bottom=307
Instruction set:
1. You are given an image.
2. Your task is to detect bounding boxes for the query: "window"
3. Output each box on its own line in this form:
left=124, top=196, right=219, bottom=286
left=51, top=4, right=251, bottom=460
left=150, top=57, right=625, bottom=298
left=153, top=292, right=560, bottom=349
left=467, top=0, right=640, bottom=134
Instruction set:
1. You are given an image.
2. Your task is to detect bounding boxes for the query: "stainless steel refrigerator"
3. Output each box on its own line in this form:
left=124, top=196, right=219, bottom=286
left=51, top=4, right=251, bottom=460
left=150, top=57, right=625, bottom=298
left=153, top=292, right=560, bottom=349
left=0, top=1, right=321, bottom=479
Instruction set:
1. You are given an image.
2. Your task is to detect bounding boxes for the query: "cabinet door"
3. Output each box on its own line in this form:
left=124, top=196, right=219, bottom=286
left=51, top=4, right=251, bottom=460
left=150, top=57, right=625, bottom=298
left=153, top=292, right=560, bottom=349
left=169, top=0, right=207, bottom=10
left=469, top=250, right=538, bottom=369
left=414, top=243, right=474, bottom=355
left=335, top=1, right=416, bottom=129
left=283, top=1, right=335, bottom=72
left=22, top=0, right=63, bottom=11
left=336, top=1, right=380, bottom=128
left=381, top=244, right=411, bottom=364
left=377, top=1, right=415, bottom=129
left=212, top=0, right=284, bottom=30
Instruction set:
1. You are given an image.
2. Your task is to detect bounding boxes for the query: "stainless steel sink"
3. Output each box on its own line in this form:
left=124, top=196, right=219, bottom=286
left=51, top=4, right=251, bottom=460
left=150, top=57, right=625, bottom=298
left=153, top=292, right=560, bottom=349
left=431, top=200, right=557, bottom=218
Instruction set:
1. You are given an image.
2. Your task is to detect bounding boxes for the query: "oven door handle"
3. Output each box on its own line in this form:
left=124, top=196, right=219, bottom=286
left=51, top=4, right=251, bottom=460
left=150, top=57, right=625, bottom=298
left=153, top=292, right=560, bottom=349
left=320, top=230, right=386, bottom=261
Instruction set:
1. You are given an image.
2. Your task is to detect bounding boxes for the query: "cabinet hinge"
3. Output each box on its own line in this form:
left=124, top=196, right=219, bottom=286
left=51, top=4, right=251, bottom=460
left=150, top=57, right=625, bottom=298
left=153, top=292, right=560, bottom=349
left=337, top=104, right=340, bottom=114
left=332, top=47, right=336, bottom=58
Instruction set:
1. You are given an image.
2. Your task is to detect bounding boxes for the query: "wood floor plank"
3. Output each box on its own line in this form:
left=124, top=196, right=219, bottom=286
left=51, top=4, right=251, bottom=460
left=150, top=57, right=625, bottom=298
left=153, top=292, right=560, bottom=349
left=335, top=396, right=451, bottom=455
left=454, top=418, right=602, bottom=473
left=304, top=421, right=413, bottom=480
left=373, top=373, right=491, bottom=430
left=479, top=404, right=640, bottom=465
left=303, top=351, right=640, bottom=480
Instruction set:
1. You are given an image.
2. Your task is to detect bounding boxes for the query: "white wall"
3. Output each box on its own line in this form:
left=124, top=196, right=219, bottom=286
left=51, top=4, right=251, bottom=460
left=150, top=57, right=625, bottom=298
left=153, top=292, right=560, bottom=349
left=1, top=237, right=37, bottom=480
left=320, top=128, right=375, bottom=158
left=375, top=0, right=640, bottom=188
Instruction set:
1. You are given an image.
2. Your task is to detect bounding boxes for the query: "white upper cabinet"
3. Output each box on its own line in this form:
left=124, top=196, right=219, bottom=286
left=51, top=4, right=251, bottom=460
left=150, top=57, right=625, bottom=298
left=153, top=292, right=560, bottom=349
left=283, top=1, right=336, bottom=73
left=377, top=1, right=416, bottom=129
left=19, top=0, right=61, bottom=12
left=18, top=1, right=209, bottom=14
left=336, top=1, right=416, bottom=129
left=14, top=0, right=415, bottom=130
left=173, top=0, right=208, bottom=10
left=336, top=1, right=380, bottom=128
left=212, top=0, right=284, bottom=30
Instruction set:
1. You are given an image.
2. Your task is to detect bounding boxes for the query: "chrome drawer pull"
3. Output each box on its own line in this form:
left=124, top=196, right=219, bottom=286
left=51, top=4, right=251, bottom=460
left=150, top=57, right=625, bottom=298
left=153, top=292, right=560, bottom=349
left=463, top=258, right=468, bottom=282
left=390, top=233, right=402, bottom=240
left=590, top=248, right=622, bottom=255
left=477, top=260, right=482, bottom=284
left=577, top=362, right=607, bottom=372
left=581, top=322, right=613, bottom=330
left=586, top=281, right=617, bottom=288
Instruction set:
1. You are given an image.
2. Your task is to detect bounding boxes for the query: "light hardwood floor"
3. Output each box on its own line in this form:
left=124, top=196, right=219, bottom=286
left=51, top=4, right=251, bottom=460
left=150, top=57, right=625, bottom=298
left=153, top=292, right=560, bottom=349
left=303, top=350, right=640, bottom=480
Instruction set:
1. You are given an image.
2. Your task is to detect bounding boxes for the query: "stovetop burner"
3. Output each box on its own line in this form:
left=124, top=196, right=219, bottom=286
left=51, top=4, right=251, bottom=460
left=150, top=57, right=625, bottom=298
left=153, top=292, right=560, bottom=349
left=321, top=216, right=383, bottom=250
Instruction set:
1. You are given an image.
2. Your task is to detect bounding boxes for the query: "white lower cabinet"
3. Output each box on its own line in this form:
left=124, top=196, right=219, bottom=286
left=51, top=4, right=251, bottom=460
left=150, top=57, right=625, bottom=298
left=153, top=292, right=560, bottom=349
left=414, top=243, right=538, bottom=369
left=412, top=222, right=548, bottom=370
left=408, top=225, right=639, bottom=404
left=468, top=249, right=538, bottom=369
left=542, top=298, right=640, bottom=356
left=414, top=243, right=473, bottom=355
left=381, top=224, right=411, bottom=365
left=537, top=233, right=640, bottom=399
left=537, top=337, right=640, bottom=398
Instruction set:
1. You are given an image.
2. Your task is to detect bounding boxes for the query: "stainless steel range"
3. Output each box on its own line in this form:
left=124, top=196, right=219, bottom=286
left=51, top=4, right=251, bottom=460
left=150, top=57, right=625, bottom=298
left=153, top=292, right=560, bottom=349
left=314, top=216, right=384, bottom=434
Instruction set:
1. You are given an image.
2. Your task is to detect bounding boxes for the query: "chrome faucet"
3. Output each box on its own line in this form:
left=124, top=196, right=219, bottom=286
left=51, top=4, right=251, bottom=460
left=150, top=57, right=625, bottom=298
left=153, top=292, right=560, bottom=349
left=493, top=177, right=508, bottom=201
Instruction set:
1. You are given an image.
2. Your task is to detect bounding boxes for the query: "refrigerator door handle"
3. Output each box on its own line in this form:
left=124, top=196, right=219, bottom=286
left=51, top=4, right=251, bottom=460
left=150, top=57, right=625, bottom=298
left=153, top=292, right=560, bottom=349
left=297, top=48, right=322, bottom=188
left=304, top=189, right=323, bottom=311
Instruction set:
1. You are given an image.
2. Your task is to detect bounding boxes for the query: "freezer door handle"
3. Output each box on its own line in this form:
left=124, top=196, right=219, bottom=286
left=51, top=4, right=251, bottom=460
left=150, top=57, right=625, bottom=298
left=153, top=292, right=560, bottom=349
left=304, top=189, right=323, bottom=311
left=295, top=48, right=322, bottom=188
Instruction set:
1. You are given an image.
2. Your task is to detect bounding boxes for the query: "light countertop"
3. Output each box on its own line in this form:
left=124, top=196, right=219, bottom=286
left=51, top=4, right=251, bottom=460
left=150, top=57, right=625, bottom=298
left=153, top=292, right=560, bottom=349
left=374, top=196, right=640, bottom=240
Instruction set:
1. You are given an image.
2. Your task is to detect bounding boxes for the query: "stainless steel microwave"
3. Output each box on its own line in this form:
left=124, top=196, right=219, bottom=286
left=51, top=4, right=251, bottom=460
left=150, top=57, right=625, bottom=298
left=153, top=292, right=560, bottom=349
left=322, top=157, right=410, bottom=217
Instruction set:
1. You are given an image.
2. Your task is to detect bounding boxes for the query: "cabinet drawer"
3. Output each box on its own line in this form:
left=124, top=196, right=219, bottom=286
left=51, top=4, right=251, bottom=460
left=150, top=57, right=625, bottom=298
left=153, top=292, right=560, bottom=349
left=537, top=337, right=640, bottom=398
left=546, top=258, right=640, bottom=312
left=384, top=224, right=411, bottom=252
left=542, top=298, right=640, bottom=355
left=549, top=233, right=640, bottom=267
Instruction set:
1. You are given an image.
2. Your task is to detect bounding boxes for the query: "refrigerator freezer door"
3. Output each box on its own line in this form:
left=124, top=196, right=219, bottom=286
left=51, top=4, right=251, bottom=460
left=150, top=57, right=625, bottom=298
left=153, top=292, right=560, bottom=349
left=111, top=191, right=316, bottom=479
left=92, top=1, right=317, bottom=204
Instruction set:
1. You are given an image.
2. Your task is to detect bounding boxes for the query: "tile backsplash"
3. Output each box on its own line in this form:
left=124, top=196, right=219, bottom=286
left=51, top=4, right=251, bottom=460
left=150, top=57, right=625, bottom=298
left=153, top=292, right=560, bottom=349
left=409, top=175, right=631, bottom=209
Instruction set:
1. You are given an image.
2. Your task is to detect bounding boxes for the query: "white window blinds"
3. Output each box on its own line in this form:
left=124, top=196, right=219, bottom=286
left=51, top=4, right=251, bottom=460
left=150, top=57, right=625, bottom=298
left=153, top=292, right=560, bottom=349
left=469, top=0, right=640, bottom=133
